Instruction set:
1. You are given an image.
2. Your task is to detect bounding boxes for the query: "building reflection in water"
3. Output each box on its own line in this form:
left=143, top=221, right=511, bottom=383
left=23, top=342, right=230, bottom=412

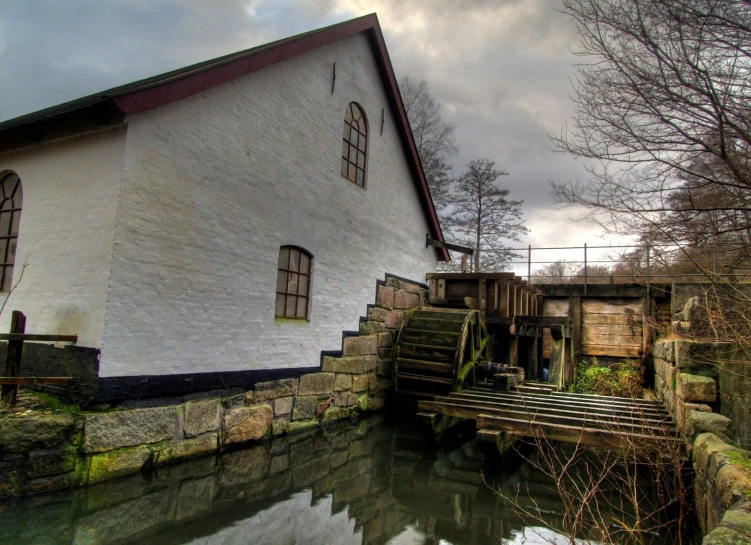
left=0, top=416, right=659, bottom=545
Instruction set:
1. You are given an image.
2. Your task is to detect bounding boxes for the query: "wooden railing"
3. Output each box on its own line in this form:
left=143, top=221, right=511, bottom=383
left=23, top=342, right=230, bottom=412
left=0, top=310, right=77, bottom=406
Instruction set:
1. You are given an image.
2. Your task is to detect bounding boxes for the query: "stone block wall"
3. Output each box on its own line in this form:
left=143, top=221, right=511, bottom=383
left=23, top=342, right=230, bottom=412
left=653, top=339, right=751, bottom=544
left=0, top=416, right=413, bottom=544
left=0, top=275, right=426, bottom=497
left=653, top=340, right=732, bottom=441
left=693, top=433, right=751, bottom=542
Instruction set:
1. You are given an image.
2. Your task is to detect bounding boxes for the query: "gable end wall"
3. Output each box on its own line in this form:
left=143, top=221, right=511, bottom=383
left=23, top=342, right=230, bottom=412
left=101, top=33, right=437, bottom=377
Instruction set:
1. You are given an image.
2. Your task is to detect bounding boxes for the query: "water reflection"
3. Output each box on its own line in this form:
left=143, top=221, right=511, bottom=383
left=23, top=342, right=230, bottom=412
left=0, top=416, right=664, bottom=545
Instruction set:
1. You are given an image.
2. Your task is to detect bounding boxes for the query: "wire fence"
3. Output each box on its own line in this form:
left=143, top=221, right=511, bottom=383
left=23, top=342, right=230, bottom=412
left=480, top=242, right=751, bottom=290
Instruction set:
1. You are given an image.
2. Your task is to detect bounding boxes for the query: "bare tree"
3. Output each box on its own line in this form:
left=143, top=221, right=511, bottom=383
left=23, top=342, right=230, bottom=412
left=570, top=264, right=611, bottom=285
left=443, top=159, right=528, bottom=272
left=496, top=419, right=690, bottom=544
left=400, top=76, right=457, bottom=210
left=532, top=260, right=581, bottom=284
left=551, top=0, right=751, bottom=258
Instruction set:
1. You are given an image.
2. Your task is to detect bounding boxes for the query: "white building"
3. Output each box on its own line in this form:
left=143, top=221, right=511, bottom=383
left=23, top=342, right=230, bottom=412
left=0, top=14, right=448, bottom=400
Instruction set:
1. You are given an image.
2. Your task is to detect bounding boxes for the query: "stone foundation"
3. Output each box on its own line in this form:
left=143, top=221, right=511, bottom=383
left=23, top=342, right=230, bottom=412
left=0, top=274, right=426, bottom=497
left=0, top=416, right=413, bottom=544
left=653, top=339, right=751, bottom=543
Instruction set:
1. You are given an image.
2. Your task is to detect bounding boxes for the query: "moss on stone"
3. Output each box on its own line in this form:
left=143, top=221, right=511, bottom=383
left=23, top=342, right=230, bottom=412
left=730, top=451, right=751, bottom=474
left=86, top=445, right=151, bottom=483
left=287, top=419, right=319, bottom=435
left=703, top=525, right=751, bottom=545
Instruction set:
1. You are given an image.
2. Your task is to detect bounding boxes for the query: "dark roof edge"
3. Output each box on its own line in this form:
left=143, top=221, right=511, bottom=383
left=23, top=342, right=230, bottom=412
left=0, top=14, right=449, bottom=260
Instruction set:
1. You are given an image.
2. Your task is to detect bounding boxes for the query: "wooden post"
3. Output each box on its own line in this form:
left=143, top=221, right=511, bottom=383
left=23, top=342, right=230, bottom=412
left=504, top=279, right=512, bottom=317
left=570, top=296, right=582, bottom=365
left=642, top=296, right=653, bottom=377
left=2, top=311, right=26, bottom=406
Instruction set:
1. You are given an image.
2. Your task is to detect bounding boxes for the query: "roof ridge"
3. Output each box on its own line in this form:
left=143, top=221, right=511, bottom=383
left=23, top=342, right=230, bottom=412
left=0, top=14, right=377, bottom=131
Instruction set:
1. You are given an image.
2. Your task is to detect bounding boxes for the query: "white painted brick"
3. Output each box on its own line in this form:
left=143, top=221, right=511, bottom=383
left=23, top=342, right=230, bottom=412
left=99, top=34, right=438, bottom=376
left=0, top=35, right=439, bottom=378
left=0, top=129, right=126, bottom=347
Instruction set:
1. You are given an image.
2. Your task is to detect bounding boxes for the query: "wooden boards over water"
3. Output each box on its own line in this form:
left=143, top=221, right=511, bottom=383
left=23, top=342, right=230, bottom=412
left=418, top=384, right=679, bottom=452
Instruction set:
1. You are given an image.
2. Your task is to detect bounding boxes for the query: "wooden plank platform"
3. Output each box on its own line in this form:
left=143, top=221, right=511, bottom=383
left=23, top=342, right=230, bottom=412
left=417, top=384, right=679, bottom=451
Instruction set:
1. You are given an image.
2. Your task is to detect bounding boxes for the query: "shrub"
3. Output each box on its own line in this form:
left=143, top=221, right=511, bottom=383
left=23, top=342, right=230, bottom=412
left=574, top=358, right=642, bottom=397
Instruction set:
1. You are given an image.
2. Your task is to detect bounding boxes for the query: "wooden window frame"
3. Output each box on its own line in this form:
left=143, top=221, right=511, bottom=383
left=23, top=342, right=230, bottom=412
left=340, top=102, right=368, bottom=188
left=0, top=172, right=22, bottom=293
left=275, top=246, right=313, bottom=320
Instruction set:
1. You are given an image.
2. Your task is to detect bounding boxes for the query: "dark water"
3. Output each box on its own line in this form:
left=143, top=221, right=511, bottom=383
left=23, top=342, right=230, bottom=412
left=0, top=416, right=679, bottom=545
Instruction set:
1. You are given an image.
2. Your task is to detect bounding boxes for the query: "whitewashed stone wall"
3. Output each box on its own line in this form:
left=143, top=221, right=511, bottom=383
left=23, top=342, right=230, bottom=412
left=100, top=33, right=438, bottom=376
left=0, top=129, right=126, bottom=347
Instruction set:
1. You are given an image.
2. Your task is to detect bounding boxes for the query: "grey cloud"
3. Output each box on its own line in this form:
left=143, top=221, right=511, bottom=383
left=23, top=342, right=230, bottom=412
left=0, top=0, right=603, bottom=248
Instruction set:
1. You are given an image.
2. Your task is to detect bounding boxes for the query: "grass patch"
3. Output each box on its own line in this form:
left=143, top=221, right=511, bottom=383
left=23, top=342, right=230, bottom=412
left=27, top=391, right=84, bottom=415
left=574, top=358, right=642, bottom=397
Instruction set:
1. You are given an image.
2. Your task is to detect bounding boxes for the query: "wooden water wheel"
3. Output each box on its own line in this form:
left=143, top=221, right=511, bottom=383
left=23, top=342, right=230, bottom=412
left=394, top=307, right=490, bottom=401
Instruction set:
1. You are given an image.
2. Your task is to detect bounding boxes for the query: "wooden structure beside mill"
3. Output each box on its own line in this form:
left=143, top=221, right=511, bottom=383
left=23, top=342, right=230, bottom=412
left=393, top=273, right=678, bottom=452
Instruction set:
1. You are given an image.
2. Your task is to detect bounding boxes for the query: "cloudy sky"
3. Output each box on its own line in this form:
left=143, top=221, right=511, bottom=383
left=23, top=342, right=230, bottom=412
left=0, top=0, right=628, bottom=272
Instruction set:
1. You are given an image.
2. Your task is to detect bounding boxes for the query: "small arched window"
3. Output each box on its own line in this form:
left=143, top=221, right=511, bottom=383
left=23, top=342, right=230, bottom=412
left=275, top=246, right=312, bottom=320
left=341, top=102, right=367, bottom=188
left=0, top=172, right=22, bottom=292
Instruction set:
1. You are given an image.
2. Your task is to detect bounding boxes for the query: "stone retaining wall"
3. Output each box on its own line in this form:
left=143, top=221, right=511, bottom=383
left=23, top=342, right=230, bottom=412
left=653, top=340, right=733, bottom=443
left=0, top=276, right=426, bottom=497
left=693, top=433, right=751, bottom=543
left=0, top=416, right=411, bottom=545
left=653, top=339, right=751, bottom=543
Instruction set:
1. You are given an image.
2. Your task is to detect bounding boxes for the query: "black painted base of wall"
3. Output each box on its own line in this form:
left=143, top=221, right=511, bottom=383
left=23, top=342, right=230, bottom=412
left=96, top=367, right=320, bottom=404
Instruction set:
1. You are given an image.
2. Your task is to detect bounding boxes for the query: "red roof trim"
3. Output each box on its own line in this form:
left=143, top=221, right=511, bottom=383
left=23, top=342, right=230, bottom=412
left=112, top=14, right=449, bottom=261
left=365, top=23, right=449, bottom=261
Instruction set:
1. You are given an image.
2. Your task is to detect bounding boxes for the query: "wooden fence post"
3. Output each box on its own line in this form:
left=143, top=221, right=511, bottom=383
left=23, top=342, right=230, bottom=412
left=1, top=310, right=26, bottom=406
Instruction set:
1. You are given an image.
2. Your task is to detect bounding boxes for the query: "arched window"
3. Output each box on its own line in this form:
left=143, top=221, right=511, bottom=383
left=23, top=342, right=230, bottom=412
left=0, top=172, right=22, bottom=292
left=340, top=102, right=367, bottom=188
left=275, top=246, right=312, bottom=319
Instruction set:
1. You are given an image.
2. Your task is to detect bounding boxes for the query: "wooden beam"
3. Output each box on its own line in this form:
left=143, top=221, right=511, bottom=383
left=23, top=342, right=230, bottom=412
left=421, top=400, right=676, bottom=439
left=477, top=414, right=681, bottom=450
left=449, top=391, right=669, bottom=417
left=0, top=377, right=73, bottom=385
left=514, top=316, right=569, bottom=328
left=535, top=285, right=670, bottom=298
left=0, top=334, right=78, bottom=342
left=582, top=343, right=642, bottom=358
left=476, top=429, right=515, bottom=454
left=426, top=236, right=475, bottom=255
left=570, top=295, right=582, bottom=364
left=582, top=314, right=643, bottom=325
left=426, top=272, right=515, bottom=280
left=434, top=395, right=673, bottom=428
left=582, top=324, right=642, bottom=336
left=458, top=390, right=668, bottom=413
left=551, top=390, right=664, bottom=406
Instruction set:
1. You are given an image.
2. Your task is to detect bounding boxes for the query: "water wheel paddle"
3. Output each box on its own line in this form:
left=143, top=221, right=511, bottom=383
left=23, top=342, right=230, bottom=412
left=394, top=307, right=490, bottom=401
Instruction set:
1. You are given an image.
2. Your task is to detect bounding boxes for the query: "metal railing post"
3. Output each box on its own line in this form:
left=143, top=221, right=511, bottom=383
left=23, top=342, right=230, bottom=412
left=584, top=243, right=588, bottom=295
left=528, top=245, right=532, bottom=283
